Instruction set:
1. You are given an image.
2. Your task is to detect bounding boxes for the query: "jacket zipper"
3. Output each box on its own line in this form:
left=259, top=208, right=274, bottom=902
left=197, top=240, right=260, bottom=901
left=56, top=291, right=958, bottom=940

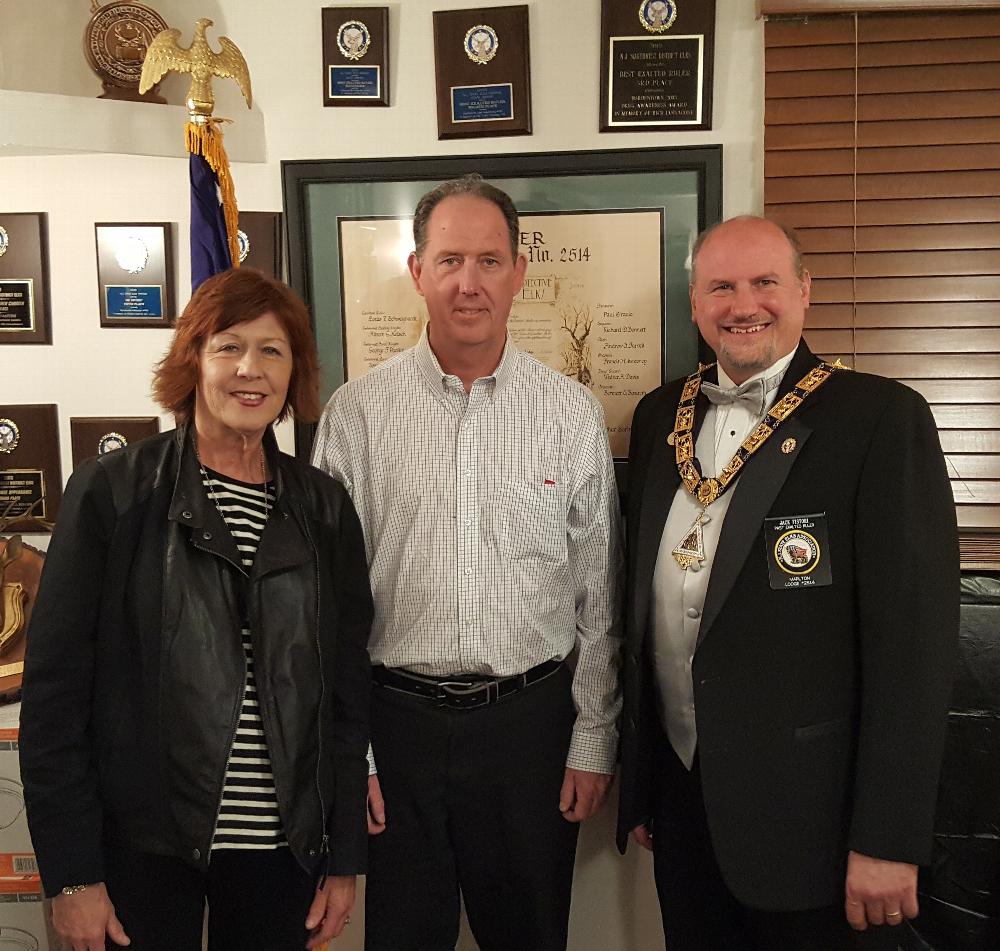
left=301, top=510, right=329, bottom=861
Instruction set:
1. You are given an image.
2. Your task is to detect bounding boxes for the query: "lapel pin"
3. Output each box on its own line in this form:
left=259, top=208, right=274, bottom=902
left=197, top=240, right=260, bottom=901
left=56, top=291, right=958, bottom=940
left=781, top=438, right=797, bottom=454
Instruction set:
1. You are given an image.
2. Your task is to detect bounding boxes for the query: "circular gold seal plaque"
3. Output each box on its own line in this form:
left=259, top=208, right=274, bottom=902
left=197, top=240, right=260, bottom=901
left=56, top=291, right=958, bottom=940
left=84, top=1, right=170, bottom=102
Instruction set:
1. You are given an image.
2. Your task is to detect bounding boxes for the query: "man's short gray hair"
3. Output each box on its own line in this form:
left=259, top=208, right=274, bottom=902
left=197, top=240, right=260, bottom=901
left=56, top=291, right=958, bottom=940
left=412, top=173, right=520, bottom=261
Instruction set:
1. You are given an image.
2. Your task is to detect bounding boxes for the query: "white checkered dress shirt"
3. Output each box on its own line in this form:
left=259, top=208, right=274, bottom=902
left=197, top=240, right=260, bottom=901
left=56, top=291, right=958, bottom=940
left=312, top=331, right=623, bottom=773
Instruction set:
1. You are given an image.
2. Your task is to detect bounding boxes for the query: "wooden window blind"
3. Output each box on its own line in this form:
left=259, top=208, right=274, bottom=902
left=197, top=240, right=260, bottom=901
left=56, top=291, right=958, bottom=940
left=763, top=9, right=1000, bottom=568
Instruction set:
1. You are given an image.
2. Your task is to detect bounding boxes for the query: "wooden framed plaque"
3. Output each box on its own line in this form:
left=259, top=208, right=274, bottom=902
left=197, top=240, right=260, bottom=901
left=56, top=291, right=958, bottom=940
left=0, top=213, right=52, bottom=345
left=322, top=7, right=390, bottom=107
left=0, top=404, right=62, bottom=533
left=95, top=222, right=175, bottom=328
left=432, top=6, right=532, bottom=140
left=70, top=416, right=160, bottom=469
left=600, top=0, right=716, bottom=132
left=237, top=212, right=283, bottom=280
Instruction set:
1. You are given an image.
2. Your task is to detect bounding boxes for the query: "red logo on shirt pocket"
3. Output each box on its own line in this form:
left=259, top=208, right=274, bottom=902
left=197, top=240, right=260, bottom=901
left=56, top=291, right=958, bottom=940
left=544, top=479, right=556, bottom=486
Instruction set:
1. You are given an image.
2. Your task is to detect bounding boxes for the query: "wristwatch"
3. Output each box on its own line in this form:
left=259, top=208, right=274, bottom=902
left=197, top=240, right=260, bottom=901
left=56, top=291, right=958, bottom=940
left=60, top=884, right=90, bottom=896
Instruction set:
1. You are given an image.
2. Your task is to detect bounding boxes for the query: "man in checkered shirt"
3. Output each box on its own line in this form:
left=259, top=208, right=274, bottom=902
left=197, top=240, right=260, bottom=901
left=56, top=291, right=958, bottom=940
left=313, top=174, right=623, bottom=951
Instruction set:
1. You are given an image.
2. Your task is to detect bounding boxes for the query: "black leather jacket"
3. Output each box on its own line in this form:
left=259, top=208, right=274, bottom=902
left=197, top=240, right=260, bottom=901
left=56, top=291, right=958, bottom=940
left=20, top=425, right=373, bottom=897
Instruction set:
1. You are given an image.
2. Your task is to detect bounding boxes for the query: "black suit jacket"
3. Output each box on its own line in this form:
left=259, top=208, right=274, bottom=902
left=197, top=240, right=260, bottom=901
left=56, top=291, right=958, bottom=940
left=616, top=341, right=959, bottom=911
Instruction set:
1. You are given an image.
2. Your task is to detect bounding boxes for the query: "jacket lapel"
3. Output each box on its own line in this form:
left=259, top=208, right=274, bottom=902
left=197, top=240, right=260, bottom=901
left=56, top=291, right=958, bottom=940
left=696, top=343, right=821, bottom=648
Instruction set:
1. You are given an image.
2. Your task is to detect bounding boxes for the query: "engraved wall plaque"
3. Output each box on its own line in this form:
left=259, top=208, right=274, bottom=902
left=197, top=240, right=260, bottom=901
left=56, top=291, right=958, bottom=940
left=432, top=6, right=532, bottom=139
left=237, top=212, right=283, bottom=280
left=70, top=416, right=160, bottom=469
left=322, top=7, right=390, bottom=107
left=95, top=222, right=175, bottom=327
left=0, top=405, right=62, bottom=533
left=0, top=213, right=51, bottom=345
left=600, top=0, right=716, bottom=132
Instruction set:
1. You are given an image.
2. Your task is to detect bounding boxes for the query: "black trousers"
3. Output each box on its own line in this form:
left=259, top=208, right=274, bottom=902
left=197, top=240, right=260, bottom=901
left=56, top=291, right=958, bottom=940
left=102, top=845, right=319, bottom=951
left=650, top=732, right=905, bottom=951
left=365, top=665, right=580, bottom=951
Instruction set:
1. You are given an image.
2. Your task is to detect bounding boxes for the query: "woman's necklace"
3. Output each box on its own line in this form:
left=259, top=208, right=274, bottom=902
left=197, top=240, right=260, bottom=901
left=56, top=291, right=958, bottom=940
left=193, top=435, right=270, bottom=526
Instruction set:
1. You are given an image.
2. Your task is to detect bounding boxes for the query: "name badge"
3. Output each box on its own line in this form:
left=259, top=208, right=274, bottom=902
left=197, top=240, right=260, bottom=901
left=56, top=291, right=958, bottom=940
left=764, top=513, right=832, bottom=590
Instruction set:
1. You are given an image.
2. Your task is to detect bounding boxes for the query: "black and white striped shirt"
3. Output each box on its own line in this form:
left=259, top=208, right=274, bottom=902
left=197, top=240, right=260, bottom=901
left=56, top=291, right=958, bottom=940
left=200, top=469, right=287, bottom=852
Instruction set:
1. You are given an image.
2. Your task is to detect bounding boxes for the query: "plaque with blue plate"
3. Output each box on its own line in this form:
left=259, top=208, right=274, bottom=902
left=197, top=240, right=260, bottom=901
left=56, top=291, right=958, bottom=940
left=600, top=0, right=716, bottom=132
left=322, top=7, right=390, bottom=107
left=95, top=222, right=174, bottom=327
left=432, top=6, right=532, bottom=140
left=0, top=213, right=51, bottom=345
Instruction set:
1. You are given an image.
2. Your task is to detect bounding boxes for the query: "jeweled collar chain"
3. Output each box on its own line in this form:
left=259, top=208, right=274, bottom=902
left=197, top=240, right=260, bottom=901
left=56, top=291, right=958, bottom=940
left=667, top=358, right=847, bottom=571
left=670, top=358, right=847, bottom=507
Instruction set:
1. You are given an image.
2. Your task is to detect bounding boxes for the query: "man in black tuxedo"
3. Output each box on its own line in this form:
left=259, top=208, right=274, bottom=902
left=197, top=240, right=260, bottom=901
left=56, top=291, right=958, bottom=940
left=617, top=216, right=959, bottom=949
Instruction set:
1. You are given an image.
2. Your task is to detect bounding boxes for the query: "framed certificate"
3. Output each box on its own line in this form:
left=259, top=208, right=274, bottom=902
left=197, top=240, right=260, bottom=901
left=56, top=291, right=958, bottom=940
left=283, top=145, right=722, bottom=472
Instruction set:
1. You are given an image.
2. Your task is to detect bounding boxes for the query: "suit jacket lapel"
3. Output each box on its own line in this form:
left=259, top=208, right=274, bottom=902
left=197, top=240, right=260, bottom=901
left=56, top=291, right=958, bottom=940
left=696, top=342, right=821, bottom=648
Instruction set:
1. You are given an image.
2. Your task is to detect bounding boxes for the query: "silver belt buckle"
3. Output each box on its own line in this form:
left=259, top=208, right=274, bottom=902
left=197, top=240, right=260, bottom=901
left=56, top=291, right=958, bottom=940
left=438, top=679, right=490, bottom=697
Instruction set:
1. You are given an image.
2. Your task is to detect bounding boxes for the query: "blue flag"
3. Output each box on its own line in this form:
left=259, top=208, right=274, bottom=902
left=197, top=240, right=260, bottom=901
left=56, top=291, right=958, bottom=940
left=189, top=152, right=232, bottom=292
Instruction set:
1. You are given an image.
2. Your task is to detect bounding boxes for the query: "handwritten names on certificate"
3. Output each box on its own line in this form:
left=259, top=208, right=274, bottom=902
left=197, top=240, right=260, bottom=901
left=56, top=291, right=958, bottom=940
left=512, top=209, right=663, bottom=457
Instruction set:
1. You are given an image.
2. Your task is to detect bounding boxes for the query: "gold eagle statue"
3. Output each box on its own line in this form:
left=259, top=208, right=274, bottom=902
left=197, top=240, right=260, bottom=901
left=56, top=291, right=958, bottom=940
left=139, top=18, right=251, bottom=119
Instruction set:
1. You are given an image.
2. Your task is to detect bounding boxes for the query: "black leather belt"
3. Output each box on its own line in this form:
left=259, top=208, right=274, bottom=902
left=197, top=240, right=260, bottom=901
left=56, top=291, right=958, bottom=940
left=372, top=659, right=563, bottom=709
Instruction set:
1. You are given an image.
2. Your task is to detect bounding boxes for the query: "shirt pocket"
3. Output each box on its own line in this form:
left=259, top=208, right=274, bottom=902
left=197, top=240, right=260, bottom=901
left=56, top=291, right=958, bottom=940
left=484, top=477, right=567, bottom=564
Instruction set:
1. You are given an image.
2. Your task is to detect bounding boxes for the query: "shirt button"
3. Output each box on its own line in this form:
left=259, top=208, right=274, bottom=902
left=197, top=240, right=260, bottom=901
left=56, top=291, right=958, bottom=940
left=686, top=607, right=700, bottom=619
left=464, top=518, right=473, bottom=526
left=465, top=567, right=473, bottom=575
left=464, top=469, right=472, bottom=477
left=689, top=562, right=701, bottom=573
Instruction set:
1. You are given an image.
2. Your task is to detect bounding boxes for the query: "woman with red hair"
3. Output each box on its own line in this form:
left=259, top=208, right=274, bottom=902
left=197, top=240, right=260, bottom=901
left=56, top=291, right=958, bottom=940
left=20, top=268, right=373, bottom=951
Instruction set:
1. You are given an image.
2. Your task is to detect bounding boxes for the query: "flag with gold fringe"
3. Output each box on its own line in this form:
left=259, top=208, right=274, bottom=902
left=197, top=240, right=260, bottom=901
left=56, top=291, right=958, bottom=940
left=188, top=120, right=240, bottom=291
left=139, top=18, right=252, bottom=292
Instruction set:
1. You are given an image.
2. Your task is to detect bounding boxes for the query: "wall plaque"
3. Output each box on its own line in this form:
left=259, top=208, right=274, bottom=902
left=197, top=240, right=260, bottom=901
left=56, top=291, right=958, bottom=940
left=0, top=405, right=62, bottom=533
left=95, top=222, right=175, bottom=328
left=70, top=416, right=160, bottom=469
left=0, top=213, right=51, bottom=345
left=237, top=212, right=283, bottom=280
left=322, top=7, right=390, bottom=107
left=600, top=0, right=716, bottom=132
left=432, top=6, right=532, bottom=139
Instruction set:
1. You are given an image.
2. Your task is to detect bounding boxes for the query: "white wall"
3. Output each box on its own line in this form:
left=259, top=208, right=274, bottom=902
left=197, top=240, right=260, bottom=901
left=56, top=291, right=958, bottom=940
left=0, top=2, right=764, bottom=948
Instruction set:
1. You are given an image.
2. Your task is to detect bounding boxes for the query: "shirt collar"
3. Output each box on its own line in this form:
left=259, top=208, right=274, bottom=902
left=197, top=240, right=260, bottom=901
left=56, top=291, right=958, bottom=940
left=414, top=326, right=518, bottom=395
